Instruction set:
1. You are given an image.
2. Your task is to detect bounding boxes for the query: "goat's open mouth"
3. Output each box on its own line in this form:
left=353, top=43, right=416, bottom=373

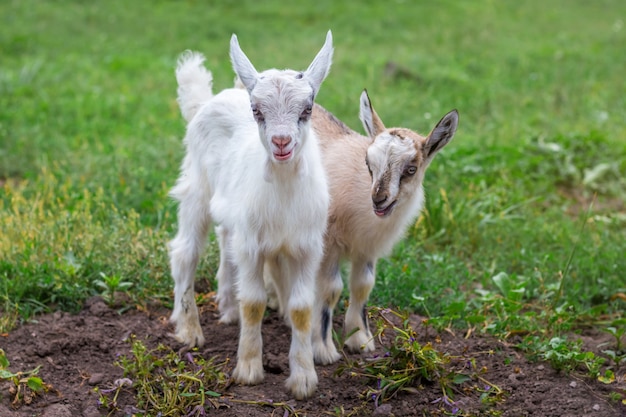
left=273, top=144, right=295, bottom=161
left=274, top=150, right=293, bottom=161
left=374, top=200, right=397, bottom=217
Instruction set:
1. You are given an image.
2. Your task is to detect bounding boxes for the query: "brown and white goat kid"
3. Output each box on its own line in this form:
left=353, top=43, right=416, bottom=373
left=168, top=32, right=333, bottom=399
left=310, top=91, right=458, bottom=364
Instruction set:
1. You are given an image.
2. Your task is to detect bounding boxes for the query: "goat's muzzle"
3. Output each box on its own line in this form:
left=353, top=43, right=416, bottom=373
left=373, top=200, right=396, bottom=217
left=271, top=135, right=294, bottom=161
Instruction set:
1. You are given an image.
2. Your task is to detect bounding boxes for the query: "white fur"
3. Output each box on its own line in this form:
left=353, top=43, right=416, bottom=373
left=175, top=51, right=214, bottom=123
left=168, top=32, right=333, bottom=400
left=307, top=90, right=459, bottom=364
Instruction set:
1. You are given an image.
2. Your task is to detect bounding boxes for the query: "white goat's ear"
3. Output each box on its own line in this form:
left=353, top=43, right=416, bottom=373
left=359, top=89, right=386, bottom=139
left=230, top=34, right=259, bottom=93
left=304, top=30, right=334, bottom=95
left=424, top=109, right=458, bottom=160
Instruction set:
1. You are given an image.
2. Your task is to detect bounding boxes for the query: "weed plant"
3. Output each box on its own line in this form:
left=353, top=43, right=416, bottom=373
left=520, top=336, right=605, bottom=377
left=0, top=349, right=48, bottom=407
left=98, top=336, right=228, bottom=416
left=337, top=308, right=505, bottom=414
left=601, top=322, right=626, bottom=369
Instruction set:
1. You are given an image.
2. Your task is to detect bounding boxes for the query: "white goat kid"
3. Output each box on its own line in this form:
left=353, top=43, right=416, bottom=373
left=168, top=32, right=333, bottom=399
left=310, top=90, right=458, bottom=364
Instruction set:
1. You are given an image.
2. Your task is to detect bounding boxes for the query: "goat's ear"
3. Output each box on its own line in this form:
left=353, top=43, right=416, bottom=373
left=359, top=89, right=386, bottom=140
left=304, top=30, right=334, bottom=95
left=230, top=34, right=259, bottom=93
left=424, top=109, right=458, bottom=160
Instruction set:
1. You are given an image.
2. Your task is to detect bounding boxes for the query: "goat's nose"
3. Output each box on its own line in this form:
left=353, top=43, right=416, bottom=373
left=271, top=135, right=292, bottom=149
left=372, top=193, right=387, bottom=206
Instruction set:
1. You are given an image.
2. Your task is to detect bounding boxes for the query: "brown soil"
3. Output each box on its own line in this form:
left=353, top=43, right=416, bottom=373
left=1, top=296, right=625, bottom=417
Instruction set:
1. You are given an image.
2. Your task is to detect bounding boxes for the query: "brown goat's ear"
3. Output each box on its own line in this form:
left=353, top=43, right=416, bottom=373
left=359, top=89, right=386, bottom=140
left=424, top=109, right=458, bottom=160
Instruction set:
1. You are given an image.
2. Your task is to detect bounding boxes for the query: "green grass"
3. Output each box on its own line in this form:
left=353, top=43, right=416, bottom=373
left=1, top=0, right=625, bottom=346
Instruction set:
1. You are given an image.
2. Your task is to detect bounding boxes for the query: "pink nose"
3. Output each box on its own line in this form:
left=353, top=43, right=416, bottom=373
left=271, top=135, right=292, bottom=150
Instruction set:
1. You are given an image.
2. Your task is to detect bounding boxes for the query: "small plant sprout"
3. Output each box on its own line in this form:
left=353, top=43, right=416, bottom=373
left=94, top=377, right=133, bottom=413
left=94, top=272, right=133, bottom=306
left=604, top=323, right=626, bottom=352
left=529, top=336, right=606, bottom=378
left=0, top=348, right=49, bottom=407
left=601, top=322, right=626, bottom=368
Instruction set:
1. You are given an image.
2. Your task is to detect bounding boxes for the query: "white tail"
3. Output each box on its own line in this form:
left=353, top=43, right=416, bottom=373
left=175, top=51, right=213, bottom=122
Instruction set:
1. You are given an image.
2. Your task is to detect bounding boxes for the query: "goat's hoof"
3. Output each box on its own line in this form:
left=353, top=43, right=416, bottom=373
left=344, top=331, right=375, bottom=353
left=266, top=294, right=280, bottom=311
left=285, top=369, right=318, bottom=400
left=313, top=343, right=341, bottom=365
left=218, top=309, right=239, bottom=325
left=233, top=359, right=264, bottom=385
left=173, top=324, right=205, bottom=348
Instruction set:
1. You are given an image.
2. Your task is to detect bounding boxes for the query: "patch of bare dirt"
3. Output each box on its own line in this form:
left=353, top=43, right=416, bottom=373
left=557, top=185, right=626, bottom=218
left=1, top=297, right=625, bottom=416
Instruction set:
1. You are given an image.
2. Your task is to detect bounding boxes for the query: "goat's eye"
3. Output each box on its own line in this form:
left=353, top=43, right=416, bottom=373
left=251, top=104, right=264, bottom=122
left=299, top=106, right=312, bottom=122
left=405, top=166, right=417, bottom=176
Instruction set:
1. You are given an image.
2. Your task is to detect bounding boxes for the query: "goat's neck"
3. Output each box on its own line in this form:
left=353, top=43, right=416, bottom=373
left=263, top=152, right=311, bottom=183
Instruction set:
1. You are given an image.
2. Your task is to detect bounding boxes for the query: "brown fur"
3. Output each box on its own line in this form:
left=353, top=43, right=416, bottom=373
left=241, top=301, right=265, bottom=326
left=313, top=104, right=425, bottom=256
left=290, top=308, right=312, bottom=333
left=309, top=97, right=458, bottom=365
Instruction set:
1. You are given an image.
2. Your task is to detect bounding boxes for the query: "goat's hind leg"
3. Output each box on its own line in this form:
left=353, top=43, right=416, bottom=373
left=169, top=188, right=211, bottom=348
left=312, top=250, right=343, bottom=365
left=215, top=226, right=239, bottom=324
left=264, top=258, right=283, bottom=314
left=344, top=258, right=376, bottom=353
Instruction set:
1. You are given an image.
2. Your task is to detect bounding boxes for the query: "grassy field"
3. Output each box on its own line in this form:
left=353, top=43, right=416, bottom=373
left=1, top=0, right=625, bottom=346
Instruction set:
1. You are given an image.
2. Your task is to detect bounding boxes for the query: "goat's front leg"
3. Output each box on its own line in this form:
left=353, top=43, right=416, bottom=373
left=215, top=226, right=239, bottom=324
left=168, top=193, right=210, bottom=348
left=283, top=253, right=319, bottom=399
left=232, top=254, right=266, bottom=385
left=344, top=257, right=376, bottom=353
left=312, top=249, right=343, bottom=365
